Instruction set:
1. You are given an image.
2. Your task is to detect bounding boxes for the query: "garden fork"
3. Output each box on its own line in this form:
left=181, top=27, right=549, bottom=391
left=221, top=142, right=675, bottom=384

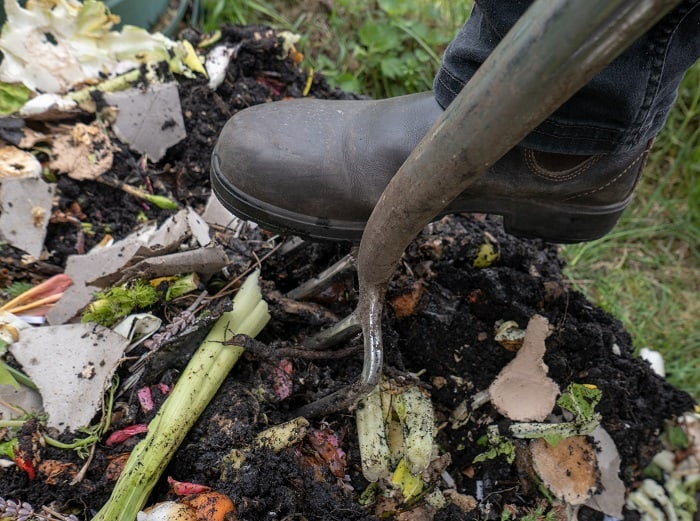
left=296, top=0, right=684, bottom=418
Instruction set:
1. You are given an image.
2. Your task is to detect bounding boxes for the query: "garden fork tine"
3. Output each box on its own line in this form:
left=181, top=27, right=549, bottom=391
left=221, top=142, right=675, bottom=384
left=296, top=0, right=683, bottom=418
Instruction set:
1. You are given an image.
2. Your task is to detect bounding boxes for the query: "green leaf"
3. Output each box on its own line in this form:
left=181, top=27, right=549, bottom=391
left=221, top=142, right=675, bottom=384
left=0, top=438, right=18, bottom=459
left=3, top=281, right=34, bottom=299
left=142, top=194, right=179, bottom=211
left=473, top=432, right=516, bottom=464
left=0, top=83, right=31, bottom=115
left=0, top=361, right=20, bottom=389
left=378, top=0, right=409, bottom=17
left=414, top=48, right=431, bottom=63
left=542, top=433, right=564, bottom=447
left=333, top=73, right=362, bottom=94
left=642, top=461, right=664, bottom=481
left=557, top=383, right=602, bottom=422
left=403, top=20, right=429, bottom=40
left=358, top=20, right=403, bottom=53
left=665, top=423, right=689, bottom=449
left=380, top=56, right=403, bottom=79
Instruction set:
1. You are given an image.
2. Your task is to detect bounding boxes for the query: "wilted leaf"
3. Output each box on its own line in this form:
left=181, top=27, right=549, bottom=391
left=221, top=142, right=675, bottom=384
left=391, top=458, right=423, bottom=500
left=473, top=242, right=500, bottom=268
left=0, top=83, right=31, bottom=115
left=557, top=383, right=602, bottom=423
left=49, top=121, right=114, bottom=181
left=0, top=0, right=201, bottom=95
left=389, top=281, right=424, bottom=318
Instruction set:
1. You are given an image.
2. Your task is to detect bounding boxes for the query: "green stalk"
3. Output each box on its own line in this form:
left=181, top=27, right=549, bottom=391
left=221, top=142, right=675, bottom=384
left=165, top=273, right=200, bottom=301
left=97, top=176, right=180, bottom=211
left=4, top=364, right=37, bottom=390
left=92, top=270, right=270, bottom=521
left=68, top=68, right=143, bottom=104
left=506, top=413, right=602, bottom=446
left=139, top=193, right=180, bottom=211
left=0, top=420, right=25, bottom=429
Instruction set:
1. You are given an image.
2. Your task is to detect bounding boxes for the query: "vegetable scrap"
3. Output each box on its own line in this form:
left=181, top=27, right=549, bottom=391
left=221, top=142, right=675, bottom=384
left=93, top=271, right=270, bottom=521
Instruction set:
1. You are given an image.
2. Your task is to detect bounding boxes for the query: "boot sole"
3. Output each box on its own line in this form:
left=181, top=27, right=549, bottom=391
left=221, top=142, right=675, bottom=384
left=211, top=162, right=628, bottom=244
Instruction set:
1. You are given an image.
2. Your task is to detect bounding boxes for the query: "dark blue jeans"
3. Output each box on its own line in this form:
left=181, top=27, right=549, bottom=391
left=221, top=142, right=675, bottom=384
left=434, top=0, right=700, bottom=154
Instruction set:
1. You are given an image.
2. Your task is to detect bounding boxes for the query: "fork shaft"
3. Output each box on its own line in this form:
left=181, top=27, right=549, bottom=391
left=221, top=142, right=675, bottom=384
left=353, top=0, right=682, bottom=409
left=296, top=0, right=683, bottom=417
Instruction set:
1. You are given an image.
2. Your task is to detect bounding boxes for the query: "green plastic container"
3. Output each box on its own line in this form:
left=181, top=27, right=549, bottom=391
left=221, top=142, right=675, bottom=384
left=106, top=0, right=189, bottom=35
left=0, top=1, right=188, bottom=36
left=106, top=0, right=164, bottom=30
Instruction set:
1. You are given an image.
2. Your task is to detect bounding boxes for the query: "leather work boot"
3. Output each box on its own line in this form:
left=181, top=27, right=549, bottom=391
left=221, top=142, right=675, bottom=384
left=211, top=92, right=651, bottom=243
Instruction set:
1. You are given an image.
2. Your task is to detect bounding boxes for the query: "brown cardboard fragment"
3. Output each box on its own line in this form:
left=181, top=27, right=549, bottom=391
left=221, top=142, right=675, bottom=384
left=0, top=145, right=41, bottom=178
left=49, top=121, right=115, bottom=181
left=489, top=314, right=559, bottom=422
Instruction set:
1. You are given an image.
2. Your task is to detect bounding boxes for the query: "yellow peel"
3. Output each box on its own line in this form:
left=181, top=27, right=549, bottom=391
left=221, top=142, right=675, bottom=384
left=180, top=40, right=207, bottom=77
left=391, top=458, right=423, bottom=500
left=254, top=417, right=309, bottom=452
left=473, top=242, right=500, bottom=268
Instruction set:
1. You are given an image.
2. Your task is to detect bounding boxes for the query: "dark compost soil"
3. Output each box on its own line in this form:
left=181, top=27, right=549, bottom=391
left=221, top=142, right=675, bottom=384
left=0, top=23, right=695, bottom=521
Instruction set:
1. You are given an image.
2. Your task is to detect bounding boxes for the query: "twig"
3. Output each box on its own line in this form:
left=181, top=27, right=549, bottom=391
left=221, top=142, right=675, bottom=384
left=210, top=240, right=285, bottom=300
left=226, top=334, right=362, bottom=360
left=70, top=442, right=96, bottom=485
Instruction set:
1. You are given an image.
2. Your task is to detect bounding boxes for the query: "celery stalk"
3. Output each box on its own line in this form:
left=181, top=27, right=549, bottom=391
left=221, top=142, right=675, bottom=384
left=92, top=270, right=270, bottom=521
left=356, top=384, right=392, bottom=482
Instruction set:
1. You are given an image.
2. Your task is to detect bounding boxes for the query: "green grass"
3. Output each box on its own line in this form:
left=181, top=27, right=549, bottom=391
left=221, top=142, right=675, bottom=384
left=200, top=1, right=699, bottom=400
left=561, top=64, right=700, bottom=400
